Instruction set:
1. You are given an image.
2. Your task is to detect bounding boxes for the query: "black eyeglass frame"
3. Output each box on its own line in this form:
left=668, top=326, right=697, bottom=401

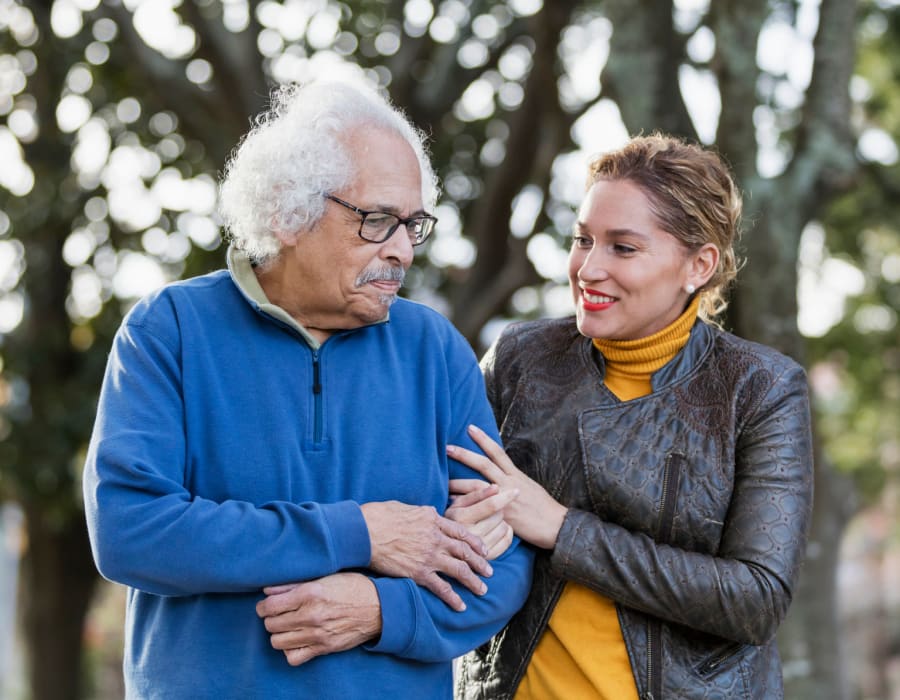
left=323, top=193, right=437, bottom=246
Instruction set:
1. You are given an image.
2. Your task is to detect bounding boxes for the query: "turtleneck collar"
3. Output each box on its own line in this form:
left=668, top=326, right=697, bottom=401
left=591, top=295, right=701, bottom=400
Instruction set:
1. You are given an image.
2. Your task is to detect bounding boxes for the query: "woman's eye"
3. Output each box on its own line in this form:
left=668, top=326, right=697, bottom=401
left=572, top=236, right=592, bottom=248
left=613, top=243, right=637, bottom=254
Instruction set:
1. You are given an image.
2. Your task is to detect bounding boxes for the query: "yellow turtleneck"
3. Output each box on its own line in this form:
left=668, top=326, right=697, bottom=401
left=514, top=296, right=700, bottom=700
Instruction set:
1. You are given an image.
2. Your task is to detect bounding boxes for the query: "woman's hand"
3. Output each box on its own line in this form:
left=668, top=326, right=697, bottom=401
left=447, top=425, right=568, bottom=550
left=446, top=481, right=517, bottom=560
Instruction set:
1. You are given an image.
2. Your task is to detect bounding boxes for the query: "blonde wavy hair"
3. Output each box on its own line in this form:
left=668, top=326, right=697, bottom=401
left=587, top=133, right=743, bottom=323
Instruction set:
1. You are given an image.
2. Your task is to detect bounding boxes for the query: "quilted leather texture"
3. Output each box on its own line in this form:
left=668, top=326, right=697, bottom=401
left=456, top=318, right=813, bottom=700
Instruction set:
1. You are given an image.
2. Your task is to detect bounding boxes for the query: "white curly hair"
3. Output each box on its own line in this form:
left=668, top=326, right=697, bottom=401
left=219, top=77, right=439, bottom=264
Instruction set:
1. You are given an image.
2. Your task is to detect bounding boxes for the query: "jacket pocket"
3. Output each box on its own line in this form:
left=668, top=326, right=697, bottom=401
left=696, top=641, right=746, bottom=676
left=645, top=453, right=685, bottom=698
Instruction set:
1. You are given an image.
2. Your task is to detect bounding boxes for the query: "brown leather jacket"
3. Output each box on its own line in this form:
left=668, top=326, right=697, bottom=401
left=456, top=317, right=813, bottom=700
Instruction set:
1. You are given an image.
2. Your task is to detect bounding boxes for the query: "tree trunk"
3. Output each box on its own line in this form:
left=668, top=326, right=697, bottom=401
left=778, top=441, right=857, bottom=700
left=19, top=503, right=99, bottom=700
left=733, top=199, right=852, bottom=700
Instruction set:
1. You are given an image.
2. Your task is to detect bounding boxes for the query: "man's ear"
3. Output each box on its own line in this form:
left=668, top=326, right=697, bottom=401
left=689, top=243, right=720, bottom=290
left=270, top=221, right=300, bottom=247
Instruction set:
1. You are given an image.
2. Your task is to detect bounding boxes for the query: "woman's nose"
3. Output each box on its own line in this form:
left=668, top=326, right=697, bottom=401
left=579, top=247, right=610, bottom=282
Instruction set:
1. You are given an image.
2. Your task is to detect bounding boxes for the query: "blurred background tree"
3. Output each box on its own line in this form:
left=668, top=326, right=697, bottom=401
left=0, top=0, right=897, bottom=698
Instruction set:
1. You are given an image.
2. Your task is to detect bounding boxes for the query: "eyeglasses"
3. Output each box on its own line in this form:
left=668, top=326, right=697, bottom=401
left=323, top=193, right=437, bottom=246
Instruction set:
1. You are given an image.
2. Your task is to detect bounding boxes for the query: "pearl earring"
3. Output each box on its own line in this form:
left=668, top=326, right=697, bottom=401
left=685, top=284, right=696, bottom=295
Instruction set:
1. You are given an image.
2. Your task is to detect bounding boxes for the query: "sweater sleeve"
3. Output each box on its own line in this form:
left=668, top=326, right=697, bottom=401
left=83, top=308, right=371, bottom=596
left=366, top=358, right=535, bottom=662
left=549, top=362, right=814, bottom=646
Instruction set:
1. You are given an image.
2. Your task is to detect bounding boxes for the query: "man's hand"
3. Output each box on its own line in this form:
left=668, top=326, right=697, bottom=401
left=360, top=501, right=492, bottom=612
left=446, top=481, right=517, bottom=560
left=256, top=573, right=381, bottom=667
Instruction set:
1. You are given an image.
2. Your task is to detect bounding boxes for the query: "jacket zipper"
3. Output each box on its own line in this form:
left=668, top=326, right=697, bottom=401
left=645, top=453, right=684, bottom=700
left=642, top=621, right=657, bottom=700
left=697, top=642, right=744, bottom=675
left=311, top=350, right=323, bottom=443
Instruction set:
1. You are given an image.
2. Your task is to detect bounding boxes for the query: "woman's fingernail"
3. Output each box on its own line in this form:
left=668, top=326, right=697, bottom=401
left=446, top=445, right=456, bottom=455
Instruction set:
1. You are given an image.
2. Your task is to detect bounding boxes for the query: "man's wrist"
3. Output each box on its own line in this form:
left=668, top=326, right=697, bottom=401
left=365, top=577, right=417, bottom=655
left=361, top=576, right=383, bottom=642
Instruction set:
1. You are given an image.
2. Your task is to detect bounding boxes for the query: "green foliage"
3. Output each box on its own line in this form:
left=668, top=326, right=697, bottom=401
left=808, top=0, right=900, bottom=505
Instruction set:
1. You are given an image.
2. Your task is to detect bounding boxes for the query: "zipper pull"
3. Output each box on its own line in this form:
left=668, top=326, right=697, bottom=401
left=312, top=352, right=321, bottom=395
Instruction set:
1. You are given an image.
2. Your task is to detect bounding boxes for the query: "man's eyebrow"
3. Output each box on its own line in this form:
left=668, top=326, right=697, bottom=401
left=371, top=203, right=428, bottom=217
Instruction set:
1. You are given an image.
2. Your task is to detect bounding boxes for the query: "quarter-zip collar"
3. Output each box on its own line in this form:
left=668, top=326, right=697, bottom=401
left=227, top=246, right=323, bottom=348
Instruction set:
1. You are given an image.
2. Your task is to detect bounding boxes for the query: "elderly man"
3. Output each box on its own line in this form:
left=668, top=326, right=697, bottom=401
left=83, top=78, right=533, bottom=700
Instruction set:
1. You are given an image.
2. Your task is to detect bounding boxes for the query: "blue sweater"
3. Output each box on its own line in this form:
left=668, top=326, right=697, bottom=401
left=83, top=255, right=533, bottom=699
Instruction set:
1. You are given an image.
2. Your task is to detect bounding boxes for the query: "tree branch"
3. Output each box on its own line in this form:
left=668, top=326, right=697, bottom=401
left=709, top=0, right=767, bottom=182
left=104, top=2, right=249, bottom=165
left=448, top=0, right=580, bottom=342
left=177, top=0, right=270, bottom=125
left=602, top=0, right=697, bottom=139
left=787, top=0, right=859, bottom=219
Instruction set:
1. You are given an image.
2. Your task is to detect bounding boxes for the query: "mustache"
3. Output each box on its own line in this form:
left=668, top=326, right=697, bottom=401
left=355, top=266, right=406, bottom=288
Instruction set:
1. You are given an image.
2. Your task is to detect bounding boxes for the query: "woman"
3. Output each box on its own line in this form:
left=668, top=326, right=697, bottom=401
left=447, top=134, right=813, bottom=699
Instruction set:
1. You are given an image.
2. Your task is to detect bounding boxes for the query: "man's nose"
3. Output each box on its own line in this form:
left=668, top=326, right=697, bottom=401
left=380, top=225, right=415, bottom=267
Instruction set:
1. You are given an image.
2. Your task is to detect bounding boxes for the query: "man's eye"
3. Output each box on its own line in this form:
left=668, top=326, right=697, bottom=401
left=364, top=214, right=398, bottom=231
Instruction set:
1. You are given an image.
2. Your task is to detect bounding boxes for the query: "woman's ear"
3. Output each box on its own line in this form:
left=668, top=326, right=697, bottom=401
left=689, top=243, right=720, bottom=290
